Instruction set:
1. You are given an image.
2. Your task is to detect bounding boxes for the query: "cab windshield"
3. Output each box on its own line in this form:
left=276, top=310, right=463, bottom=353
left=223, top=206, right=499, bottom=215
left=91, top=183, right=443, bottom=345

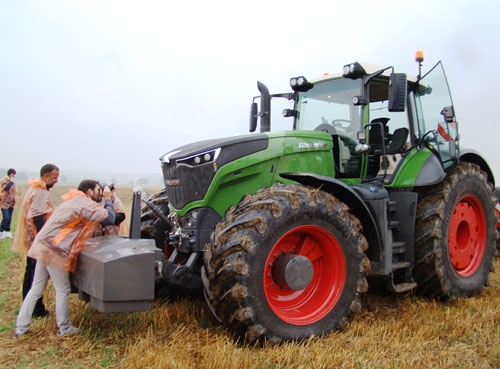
left=294, top=78, right=362, bottom=139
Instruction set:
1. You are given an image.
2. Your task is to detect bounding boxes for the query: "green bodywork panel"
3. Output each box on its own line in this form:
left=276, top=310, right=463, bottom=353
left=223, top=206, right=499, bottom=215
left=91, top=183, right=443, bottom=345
left=173, top=131, right=336, bottom=217
left=385, top=147, right=434, bottom=188
left=171, top=130, right=441, bottom=217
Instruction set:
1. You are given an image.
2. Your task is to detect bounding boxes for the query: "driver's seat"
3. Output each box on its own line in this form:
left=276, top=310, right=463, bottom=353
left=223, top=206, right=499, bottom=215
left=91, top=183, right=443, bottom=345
left=368, top=117, right=390, bottom=153
left=386, top=128, right=409, bottom=154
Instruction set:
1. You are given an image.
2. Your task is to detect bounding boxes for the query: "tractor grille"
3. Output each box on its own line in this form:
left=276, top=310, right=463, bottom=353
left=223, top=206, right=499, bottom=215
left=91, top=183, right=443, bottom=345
left=162, top=162, right=216, bottom=209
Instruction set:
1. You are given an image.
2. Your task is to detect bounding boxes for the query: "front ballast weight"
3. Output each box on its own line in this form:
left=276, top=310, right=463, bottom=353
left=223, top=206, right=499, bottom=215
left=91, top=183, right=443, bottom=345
left=72, top=187, right=174, bottom=312
left=71, top=236, right=161, bottom=312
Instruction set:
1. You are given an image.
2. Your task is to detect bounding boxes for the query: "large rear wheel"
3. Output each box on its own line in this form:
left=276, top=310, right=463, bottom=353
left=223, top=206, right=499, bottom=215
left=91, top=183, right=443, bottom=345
left=203, top=184, right=369, bottom=343
left=414, top=163, right=497, bottom=298
left=494, top=187, right=500, bottom=251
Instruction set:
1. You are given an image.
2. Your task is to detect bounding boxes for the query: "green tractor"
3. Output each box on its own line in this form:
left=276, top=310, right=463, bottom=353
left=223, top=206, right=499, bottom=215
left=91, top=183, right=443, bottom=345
left=74, top=52, right=497, bottom=343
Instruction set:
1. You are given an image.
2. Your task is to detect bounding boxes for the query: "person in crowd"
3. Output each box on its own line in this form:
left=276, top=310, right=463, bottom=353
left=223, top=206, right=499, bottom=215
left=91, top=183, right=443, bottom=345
left=93, top=184, right=126, bottom=237
left=12, top=164, right=59, bottom=318
left=0, top=168, right=18, bottom=239
left=15, top=180, right=116, bottom=337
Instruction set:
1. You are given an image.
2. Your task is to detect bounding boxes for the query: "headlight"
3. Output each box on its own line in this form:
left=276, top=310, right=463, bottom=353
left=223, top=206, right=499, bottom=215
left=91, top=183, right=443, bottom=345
left=290, top=76, right=313, bottom=92
left=176, top=148, right=221, bottom=168
left=185, top=210, right=199, bottom=228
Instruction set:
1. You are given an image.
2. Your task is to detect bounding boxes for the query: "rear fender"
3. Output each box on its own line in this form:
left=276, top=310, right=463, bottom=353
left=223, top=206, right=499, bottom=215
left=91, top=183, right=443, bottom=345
left=460, top=149, right=495, bottom=186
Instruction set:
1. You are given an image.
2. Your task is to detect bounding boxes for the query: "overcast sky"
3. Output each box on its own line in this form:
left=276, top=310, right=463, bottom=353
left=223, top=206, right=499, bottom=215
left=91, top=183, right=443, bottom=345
left=1, top=0, right=499, bottom=182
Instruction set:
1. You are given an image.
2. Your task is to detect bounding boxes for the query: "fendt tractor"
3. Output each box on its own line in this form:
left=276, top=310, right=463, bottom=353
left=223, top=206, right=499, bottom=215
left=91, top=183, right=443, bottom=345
left=72, top=52, right=498, bottom=344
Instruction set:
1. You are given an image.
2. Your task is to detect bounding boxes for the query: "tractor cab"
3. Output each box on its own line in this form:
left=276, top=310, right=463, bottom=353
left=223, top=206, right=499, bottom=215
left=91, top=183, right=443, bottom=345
left=250, top=52, right=461, bottom=187
left=286, top=62, right=410, bottom=183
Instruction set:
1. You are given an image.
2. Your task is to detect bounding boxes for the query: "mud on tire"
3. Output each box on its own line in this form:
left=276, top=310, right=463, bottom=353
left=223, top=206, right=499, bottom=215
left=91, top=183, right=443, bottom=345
left=202, top=183, right=370, bottom=343
left=414, top=162, right=497, bottom=298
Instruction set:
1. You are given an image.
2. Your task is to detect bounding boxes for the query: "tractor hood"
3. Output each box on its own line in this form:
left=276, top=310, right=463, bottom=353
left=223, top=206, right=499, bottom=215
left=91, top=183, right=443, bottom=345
left=160, top=133, right=270, bottom=210
left=160, top=133, right=269, bottom=169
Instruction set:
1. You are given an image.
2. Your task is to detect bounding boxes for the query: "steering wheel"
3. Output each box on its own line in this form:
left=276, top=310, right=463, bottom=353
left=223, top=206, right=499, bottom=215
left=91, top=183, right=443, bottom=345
left=420, top=130, right=437, bottom=143
left=331, top=119, right=354, bottom=127
left=314, top=123, right=337, bottom=134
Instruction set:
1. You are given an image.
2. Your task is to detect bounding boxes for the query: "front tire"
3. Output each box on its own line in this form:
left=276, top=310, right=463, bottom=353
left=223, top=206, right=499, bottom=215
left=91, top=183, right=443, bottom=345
left=140, top=189, right=170, bottom=251
left=414, top=163, right=497, bottom=298
left=203, top=184, right=369, bottom=343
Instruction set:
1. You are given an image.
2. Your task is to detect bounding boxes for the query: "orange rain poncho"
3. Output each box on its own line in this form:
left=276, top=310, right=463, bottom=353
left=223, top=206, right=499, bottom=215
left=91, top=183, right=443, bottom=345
left=27, top=189, right=109, bottom=273
left=12, top=178, right=54, bottom=254
left=0, top=175, right=17, bottom=209
left=94, top=195, right=126, bottom=236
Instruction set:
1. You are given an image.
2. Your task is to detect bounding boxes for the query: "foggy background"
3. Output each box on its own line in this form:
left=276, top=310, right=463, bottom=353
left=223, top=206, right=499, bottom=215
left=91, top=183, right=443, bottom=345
left=1, top=0, right=498, bottom=186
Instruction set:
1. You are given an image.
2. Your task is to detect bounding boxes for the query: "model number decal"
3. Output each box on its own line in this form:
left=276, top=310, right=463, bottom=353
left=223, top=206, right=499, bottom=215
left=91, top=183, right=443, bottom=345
left=165, top=179, right=181, bottom=186
left=298, top=142, right=328, bottom=149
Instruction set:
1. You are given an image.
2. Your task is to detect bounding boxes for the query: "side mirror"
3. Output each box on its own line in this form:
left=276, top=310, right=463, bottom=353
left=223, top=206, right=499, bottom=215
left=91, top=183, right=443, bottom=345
left=441, top=105, right=455, bottom=123
left=249, top=102, right=258, bottom=132
left=388, top=73, right=407, bottom=112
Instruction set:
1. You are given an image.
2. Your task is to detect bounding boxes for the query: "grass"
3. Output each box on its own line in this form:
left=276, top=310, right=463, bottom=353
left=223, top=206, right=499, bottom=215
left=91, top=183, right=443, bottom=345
left=0, top=184, right=499, bottom=368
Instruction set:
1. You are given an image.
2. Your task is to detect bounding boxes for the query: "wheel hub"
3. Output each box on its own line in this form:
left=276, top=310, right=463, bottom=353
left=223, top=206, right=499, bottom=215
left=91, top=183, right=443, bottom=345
left=448, top=196, right=487, bottom=275
left=272, top=254, right=313, bottom=290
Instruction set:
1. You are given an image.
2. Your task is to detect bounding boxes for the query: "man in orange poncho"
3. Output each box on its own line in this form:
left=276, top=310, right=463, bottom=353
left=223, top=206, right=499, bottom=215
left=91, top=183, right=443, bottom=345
left=12, top=163, right=60, bottom=318
left=15, top=179, right=116, bottom=337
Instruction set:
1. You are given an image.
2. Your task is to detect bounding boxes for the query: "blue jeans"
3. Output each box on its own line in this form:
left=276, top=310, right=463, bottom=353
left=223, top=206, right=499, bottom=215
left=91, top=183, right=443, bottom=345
left=0, top=207, right=13, bottom=232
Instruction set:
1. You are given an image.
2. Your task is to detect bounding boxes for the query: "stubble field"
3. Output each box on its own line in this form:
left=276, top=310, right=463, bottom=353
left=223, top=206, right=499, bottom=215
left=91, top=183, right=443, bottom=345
left=0, top=184, right=499, bottom=368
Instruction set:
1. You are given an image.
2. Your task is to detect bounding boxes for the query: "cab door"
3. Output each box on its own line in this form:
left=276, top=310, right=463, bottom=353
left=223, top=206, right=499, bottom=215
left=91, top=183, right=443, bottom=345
left=414, top=61, right=459, bottom=168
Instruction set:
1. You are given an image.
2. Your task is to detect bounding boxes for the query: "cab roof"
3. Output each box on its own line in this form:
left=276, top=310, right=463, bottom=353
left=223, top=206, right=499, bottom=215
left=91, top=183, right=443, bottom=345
left=310, top=62, right=417, bottom=84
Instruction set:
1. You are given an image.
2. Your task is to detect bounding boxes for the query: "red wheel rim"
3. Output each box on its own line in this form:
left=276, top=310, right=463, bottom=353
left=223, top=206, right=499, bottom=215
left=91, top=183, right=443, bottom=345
left=263, top=225, right=346, bottom=325
left=448, top=195, right=487, bottom=277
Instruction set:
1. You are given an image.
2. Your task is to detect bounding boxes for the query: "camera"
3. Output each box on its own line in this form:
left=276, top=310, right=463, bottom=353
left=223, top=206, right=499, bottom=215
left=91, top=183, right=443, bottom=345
left=99, top=183, right=115, bottom=192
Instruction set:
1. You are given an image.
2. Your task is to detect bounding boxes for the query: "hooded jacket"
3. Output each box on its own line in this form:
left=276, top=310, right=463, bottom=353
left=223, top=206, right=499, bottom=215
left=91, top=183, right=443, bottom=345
left=27, top=189, right=109, bottom=272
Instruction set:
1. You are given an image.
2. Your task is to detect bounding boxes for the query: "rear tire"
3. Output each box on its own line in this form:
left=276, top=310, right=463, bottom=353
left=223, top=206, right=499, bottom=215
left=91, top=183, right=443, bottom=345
left=494, top=187, right=500, bottom=251
left=414, top=163, right=496, bottom=298
left=203, top=184, right=369, bottom=343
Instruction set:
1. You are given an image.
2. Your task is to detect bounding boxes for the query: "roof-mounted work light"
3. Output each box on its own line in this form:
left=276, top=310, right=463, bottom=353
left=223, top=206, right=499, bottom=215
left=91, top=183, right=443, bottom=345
left=290, top=76, right=313, bottom=92
left=342, top=62, right=367, bottom=79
